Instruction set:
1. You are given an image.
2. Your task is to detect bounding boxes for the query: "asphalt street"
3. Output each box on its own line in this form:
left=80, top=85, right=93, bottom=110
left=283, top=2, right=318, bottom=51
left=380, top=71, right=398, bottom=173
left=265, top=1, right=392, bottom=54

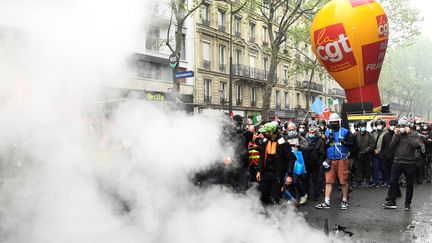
left=298, top=183, right=432, bottom=242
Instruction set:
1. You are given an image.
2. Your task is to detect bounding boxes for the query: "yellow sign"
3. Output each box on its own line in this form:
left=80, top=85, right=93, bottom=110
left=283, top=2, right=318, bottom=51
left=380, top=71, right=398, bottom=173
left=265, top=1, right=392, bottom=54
left=146, top=92, right=165, bottom=101
left=310, top=0, right=389, bottom=110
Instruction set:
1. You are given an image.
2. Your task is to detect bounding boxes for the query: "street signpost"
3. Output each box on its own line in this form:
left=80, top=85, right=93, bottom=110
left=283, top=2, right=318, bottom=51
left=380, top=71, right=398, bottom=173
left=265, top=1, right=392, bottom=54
left=175, top=71, right=194, bottom=79
left=169, top=53, right=179, bottom=69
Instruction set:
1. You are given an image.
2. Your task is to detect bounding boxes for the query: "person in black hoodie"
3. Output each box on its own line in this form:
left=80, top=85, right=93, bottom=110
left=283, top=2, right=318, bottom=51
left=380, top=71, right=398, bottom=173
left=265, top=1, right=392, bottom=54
left=353, top=120, right=376, bottom=188
left=383, top=118, right=421, bottom=211
left=381, top=120, right=398, bottom=186
left=256, top=122, right=297, bottom=205
left=303, top=126, right=326, bottom=201
left=421, top=124, right=432, bottom=183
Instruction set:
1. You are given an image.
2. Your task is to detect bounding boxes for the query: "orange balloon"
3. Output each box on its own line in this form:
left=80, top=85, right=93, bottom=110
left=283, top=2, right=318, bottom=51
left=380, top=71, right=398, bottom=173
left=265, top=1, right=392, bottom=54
left=310, top=0, right=389, bottom=110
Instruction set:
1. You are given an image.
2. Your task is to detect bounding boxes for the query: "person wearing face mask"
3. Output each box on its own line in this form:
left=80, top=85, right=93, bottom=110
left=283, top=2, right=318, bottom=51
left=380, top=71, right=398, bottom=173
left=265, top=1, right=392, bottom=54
left=318, top=120, right=327, bottom=140
left=371, top=119, right=388, bottom=187
left=383, top=118, right=421, bottom=211
left=315, top=113, right=354, bottom=210
left=298, top=121, right=309, bottom=138
left=352, top=120, right=376, bottom=188
left=303, top=126, right=326, bottom=201
left=283, top=123, right=309, bottom=204
left=256, top=122, right=297, bottom=205
left=420, top=124, right=432, bottom=183
left=381, top=120, right=398, bottom=187
left=412, top=120, right=426, bottom=184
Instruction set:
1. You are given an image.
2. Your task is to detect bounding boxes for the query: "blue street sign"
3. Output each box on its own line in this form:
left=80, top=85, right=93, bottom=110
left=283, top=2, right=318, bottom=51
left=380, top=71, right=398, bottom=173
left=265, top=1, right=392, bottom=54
left=175, top=71, right=194, bottom=79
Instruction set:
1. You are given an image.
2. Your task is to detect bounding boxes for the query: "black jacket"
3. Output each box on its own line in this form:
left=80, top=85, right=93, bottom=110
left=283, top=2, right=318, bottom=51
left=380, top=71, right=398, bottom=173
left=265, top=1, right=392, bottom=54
left=355, top=132, right=375, bottom=161
left=304, top=136, right=326, bottom=165
left=381, top=130, right=395, bottom=161
left=390, top=133, right=420, bottom=165
left=257, top=135, right=296, bottom=180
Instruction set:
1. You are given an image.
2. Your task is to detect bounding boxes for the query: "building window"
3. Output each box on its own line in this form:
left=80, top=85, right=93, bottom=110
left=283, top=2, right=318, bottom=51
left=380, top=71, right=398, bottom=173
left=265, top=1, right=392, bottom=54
left=296, top=93, right=301, bottom=107
left=218, top=9, right=225, bottom=31
left=145, top=26, right=160, bottom=51
left=249, top=22, right=255, bottom=42
left=236, top=85, right=243, bottom=105
left=235, top=50, right=242, bottom=65
left=220, top=81, right=227, bottom=102
left=234, top=16, right=242, bottom=36
left=264, top=58, right=268, bottom=79
left=177, top=32, right=186, bottom=59
left=202, top=41, right=211, bottom=70
left=283, top=65, right=288, bottom=85
left=251, top=87, right=256, bottom=107
left=263, top=26, right=268, bottom=44
left=275, top=90, right=281, bottom=109
left=285, top=92, right=289, bottom=109
left=136, top=60, right=172, bottom=81
left=204, top=79, right=212, bottom=103
left=202, top=5, right=210, bottom=25
left=219, top=45, right=226, bottom=72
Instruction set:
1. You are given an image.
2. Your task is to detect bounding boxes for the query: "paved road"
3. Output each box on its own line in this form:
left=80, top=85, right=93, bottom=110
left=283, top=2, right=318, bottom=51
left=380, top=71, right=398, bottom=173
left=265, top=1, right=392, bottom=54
left=298, top=183, right=432, bottom=242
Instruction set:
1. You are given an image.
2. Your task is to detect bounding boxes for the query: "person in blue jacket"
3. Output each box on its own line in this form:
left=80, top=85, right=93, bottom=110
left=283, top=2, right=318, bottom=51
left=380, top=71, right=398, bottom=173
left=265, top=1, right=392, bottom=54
left=315, top=113, right=355, bottom=210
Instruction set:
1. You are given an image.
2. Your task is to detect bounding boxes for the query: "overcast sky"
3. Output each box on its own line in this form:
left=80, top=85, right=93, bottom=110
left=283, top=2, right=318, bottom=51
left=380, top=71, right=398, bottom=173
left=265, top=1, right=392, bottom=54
left=412, top=0, right=432, bottom=39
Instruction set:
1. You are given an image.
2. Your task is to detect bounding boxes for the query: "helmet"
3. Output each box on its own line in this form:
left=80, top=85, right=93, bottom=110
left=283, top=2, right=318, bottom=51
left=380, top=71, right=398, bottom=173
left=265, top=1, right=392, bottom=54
left=259, top=122, right=278, bottom=133
left=328, top=113, right=341, bottom=122
left=233, top=114, right=243, bottom=123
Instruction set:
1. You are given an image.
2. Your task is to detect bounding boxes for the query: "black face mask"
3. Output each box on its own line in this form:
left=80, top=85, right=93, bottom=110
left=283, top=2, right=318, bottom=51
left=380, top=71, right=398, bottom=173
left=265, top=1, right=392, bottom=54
left=330, top=124, right=340, bottom=131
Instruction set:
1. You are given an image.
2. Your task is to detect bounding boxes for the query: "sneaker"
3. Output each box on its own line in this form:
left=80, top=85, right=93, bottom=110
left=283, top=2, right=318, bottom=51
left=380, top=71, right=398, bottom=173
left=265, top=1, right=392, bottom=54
left=341, top=201, right=348, bottom=210
left=315, top=202, right=331, bottom=209
left=380, top=183, right=389, bottom=188
left=300, top=194, right=308, bottom=205
left=405, top=205, right=411, bottom=211
left=383, top=201, right=397, bottom=209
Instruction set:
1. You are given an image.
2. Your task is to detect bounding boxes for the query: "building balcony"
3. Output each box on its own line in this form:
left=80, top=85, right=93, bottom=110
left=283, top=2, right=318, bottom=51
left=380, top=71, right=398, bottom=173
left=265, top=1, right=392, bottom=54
left=202, top=19, right=211, bottom=27
left=218, top=25, right=226, bottom=32
left=203, top=60, right=211, bottom=70
left=233, top=64, right=266, bottom=81
left=329, top=88, right=346, bottom=97
left=204, top=95, right=212, bottom=103
left=296, top=81, right=323, bottom=92
left=235, top=31, right=241, bottom=38
left=220, top=97, right=228, bottom=105
left=219, top=63, right=226, bottom=73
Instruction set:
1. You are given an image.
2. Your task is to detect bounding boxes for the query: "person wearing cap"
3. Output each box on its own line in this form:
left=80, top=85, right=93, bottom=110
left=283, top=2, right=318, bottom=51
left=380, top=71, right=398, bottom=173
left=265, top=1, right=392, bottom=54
left=383, top=118, right=421, bottom=211
left=315, top=113, right=354, bottom=210
left=256, top=122, right=297, bottom=205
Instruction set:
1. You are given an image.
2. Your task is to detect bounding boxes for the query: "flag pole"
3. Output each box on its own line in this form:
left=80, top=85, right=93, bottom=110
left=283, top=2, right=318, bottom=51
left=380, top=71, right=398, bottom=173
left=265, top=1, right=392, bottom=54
left=303, top=108, right=311, bottom=122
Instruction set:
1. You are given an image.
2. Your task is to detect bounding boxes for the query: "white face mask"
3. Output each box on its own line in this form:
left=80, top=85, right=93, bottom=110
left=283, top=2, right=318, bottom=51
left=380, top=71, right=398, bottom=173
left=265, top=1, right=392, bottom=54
left=390, top=126, right=395, bottom=131
left=299, top=128, right=305, bottom=133
left=372, top=127, right=377, bottom=131
left=360, top=127, right=367, bottom=132
left=377, top=125, right=383, bottom=130
left=400, top=128, right=406, bottom=134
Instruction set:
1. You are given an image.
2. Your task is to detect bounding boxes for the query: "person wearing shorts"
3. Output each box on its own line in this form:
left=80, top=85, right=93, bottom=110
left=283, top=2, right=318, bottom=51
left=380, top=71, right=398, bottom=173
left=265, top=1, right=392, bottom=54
left=316, top=113, right=354, bottom=210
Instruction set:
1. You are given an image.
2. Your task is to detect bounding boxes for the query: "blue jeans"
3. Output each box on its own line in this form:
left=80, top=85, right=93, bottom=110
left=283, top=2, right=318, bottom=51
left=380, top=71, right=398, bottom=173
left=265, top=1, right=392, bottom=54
left=372, top=156, right=386, bottom=184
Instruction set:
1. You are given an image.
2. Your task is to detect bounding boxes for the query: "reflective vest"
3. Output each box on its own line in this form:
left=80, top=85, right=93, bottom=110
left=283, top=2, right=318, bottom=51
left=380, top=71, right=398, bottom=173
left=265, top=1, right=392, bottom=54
left=325, top=127, right=350, bottom=160
left=248, top=149, right=260, bottom=165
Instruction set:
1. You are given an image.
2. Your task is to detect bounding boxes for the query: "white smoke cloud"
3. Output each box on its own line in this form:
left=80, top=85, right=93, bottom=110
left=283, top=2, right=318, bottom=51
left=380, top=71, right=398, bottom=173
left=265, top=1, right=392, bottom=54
left=0, top=0, right=344, bottom=242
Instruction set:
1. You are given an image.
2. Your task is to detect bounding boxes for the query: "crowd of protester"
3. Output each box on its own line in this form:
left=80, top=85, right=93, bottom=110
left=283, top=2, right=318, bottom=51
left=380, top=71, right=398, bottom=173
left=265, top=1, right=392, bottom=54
left=194, top=113, right=432, bottom=211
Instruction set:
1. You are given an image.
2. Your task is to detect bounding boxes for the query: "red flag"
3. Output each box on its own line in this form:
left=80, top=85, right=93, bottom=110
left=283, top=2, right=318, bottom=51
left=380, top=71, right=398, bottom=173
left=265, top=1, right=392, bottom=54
left=318, top=107, right=331, bottom=121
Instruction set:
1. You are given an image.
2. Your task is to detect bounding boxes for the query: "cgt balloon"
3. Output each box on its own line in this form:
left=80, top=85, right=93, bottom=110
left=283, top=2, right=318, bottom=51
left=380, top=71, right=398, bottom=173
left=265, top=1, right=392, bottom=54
left=310, top=0, right=389, bottom=111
